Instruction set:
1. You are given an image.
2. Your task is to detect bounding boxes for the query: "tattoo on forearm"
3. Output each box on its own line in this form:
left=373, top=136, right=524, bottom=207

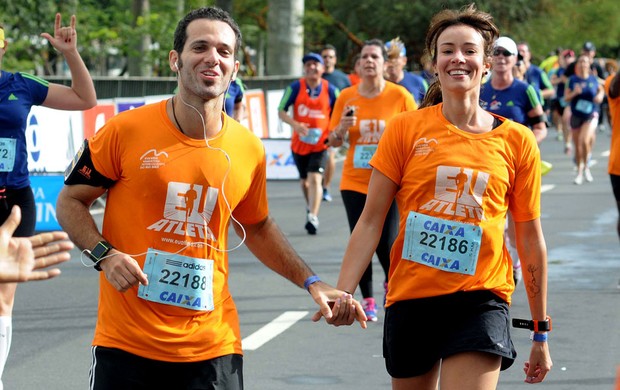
left=527, top=264, right=541, bottom=298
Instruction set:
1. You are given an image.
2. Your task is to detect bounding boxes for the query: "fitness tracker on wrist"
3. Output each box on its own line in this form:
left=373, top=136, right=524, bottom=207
left=88, top=241, right=113, bottom=271
left=512, top=316, right=552, bottom=332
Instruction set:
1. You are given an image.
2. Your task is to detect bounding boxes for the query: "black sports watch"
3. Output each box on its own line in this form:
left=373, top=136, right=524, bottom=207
left=88, top=241, right=114, bottom=271
left=512, top=316, right=552, bottom=332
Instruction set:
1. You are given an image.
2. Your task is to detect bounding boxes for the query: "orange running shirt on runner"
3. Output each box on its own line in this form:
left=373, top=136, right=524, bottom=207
left=605, top=75, right=620, bottom=175
left=291, top=78, right=331, bottom=155
left=329, top=81, right=416, bottom=194
left=370, top=104, right=541, bottom=305
left=88, top=100, right=269, bottom=362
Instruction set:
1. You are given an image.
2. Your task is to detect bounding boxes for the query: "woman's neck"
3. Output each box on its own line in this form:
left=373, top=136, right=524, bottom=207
left=441, top=92, right=494, bottom=134
left=358, top=77, right=385, bottom=98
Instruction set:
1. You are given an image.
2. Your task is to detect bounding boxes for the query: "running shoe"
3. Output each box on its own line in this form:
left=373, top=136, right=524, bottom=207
left=322, top=188, right=333, bottom=202
left=574, top=173, right=583, bottom=185
left=362, top=297, right=378, bottom=322
left=305, top=214, right=319, bottom=235
left=584, top=168, right=593, bottom=183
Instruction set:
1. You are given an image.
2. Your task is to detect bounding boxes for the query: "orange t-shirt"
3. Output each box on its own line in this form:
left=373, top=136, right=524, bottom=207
left=329, top=82, right=416, bottom=194
left=291, top=78, right=331, bottom=155
left=88, top=100, right=269, bottom=362
left=348, top=73, right=361, bottom=86
left=371, top=104, right=541, bottom=305
left=605, top=75, right=620, bottom=175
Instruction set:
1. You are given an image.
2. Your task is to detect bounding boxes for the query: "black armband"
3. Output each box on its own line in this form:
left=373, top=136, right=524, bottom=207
left=64, top=139, right=115, bottom=188
left=528, top=114, right=546, bottom=126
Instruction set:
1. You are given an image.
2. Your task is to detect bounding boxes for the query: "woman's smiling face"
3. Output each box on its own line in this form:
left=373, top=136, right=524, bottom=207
left=434, top=24, right=490, bottom=93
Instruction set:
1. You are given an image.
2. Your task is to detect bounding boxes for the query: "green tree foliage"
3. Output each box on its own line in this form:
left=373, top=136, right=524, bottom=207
left=1, top=0, right=618, bottom=76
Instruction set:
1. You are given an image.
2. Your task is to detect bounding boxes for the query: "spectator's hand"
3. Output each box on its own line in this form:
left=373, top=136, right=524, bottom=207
left=40, top=13, right=78, bottom=54
left=0, top=206, right=73, bottom=283
left=100, top=249, right=148, bottom=292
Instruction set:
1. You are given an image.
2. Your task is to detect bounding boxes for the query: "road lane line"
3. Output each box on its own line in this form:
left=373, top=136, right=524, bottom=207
left=242, top=311, right=308, bottom=351
left=541, top=184, right=555, bottom=193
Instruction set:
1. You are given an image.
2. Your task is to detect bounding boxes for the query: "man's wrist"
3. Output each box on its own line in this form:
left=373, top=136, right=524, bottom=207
left=87, top=241, right=114, bottom=272
left=303, top=275, right=321, bottom=292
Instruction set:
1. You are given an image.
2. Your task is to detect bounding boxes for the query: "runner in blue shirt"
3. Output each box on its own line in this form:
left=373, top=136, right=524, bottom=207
left=320, top=44, right=350, bottom=202
left=224, top=78, right=245, bottom=121
left=565, top=54, right=605, bottom=185
left=385, top=37, right=428, bottom=106
left=480, top=36, right=547, bottom=288
left=0, top=13, right=96, bottom=388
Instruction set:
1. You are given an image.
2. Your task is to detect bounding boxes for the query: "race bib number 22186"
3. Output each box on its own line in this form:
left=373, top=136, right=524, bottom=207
left=401, top=212, right=482, bottom=275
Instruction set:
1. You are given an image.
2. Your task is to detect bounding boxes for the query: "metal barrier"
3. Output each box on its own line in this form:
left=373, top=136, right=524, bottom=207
left=46, top=75, right=298, bottom=99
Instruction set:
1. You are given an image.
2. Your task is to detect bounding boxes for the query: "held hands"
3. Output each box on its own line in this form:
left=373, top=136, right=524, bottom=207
left=99, top=249, right=148, bottom=292
left=40, top=13, right=78, bottom=54
left=309, top=283, right=367, bottom=329
left=523, top=341, right=552, bottom=383
left=0, top=206, right=73, bottom=283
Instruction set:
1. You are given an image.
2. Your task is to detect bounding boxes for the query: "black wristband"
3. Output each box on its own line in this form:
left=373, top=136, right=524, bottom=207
left=88, top=241, right=113, bottom=271
left=512, top=316, right=552, bottom=332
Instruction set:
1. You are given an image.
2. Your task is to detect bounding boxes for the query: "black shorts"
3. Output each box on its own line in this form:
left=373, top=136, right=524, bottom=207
left=383, top=290, right=516, bottom=378
left=551, top=98, right=566, bottom=115
left=570, top=112, right=598, bottom=129
left=89, top=346, right=243, bottom=390
left=0, top=186, right=36, bottom=236
left=292, top=151, right=326, bottom=179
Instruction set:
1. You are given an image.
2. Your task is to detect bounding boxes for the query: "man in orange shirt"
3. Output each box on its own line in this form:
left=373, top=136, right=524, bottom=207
left=56, top=7, right=365, bottom=389
left=278, top=53, right=339, bottom=234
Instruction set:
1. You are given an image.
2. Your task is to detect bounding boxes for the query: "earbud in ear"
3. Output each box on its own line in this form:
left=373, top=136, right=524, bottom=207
left=174, top=61, right=179, bottom=71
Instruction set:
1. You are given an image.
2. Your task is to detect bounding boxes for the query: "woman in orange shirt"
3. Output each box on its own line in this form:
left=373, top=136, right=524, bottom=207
left=326, top=39, right=415, bottom=322
left=320, top=4, right=551, bottom=389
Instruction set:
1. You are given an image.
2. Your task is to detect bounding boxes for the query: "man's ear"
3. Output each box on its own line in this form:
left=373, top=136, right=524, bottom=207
left=232, top=60, right=240, bottom=81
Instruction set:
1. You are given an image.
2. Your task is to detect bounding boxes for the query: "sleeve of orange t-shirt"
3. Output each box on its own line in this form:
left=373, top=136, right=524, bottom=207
left=506, top=121, right=541, bottom=222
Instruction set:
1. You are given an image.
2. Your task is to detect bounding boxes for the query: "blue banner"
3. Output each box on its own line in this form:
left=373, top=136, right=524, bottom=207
left=30, top=175, right=64, bottom=231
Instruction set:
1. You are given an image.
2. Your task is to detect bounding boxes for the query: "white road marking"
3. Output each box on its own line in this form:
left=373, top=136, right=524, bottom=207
left=541, top=184, right=555, bottom=193
left=242, top=311, right=308, bottom=351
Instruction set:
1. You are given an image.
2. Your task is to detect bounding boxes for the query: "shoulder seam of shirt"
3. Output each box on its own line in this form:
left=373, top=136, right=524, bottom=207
left=19, top=72, right=50, bottom=87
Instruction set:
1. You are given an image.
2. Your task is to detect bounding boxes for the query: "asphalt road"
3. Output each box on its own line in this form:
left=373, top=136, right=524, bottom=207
left=4, top=126, right=620, bottom=390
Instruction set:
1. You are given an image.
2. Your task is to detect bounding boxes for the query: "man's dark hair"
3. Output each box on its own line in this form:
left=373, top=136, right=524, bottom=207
left=173, top=7, right=242, bottom=57
left=321, top=44, right=337, bottom=53
left=363, top=38, right=388, bottom=61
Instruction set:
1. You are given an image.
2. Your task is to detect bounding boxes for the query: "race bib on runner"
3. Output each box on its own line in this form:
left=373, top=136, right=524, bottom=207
left=575, top=99, right=594, bottom=115
left=0, top=138, right=17, bottom=172
left=299, top=128, right=322, bottom=145
left=401, top=211, right=482, bottom=275
left=353, top=144, right=378, bottom=169
left=138, top=249, right=214, bottom=311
